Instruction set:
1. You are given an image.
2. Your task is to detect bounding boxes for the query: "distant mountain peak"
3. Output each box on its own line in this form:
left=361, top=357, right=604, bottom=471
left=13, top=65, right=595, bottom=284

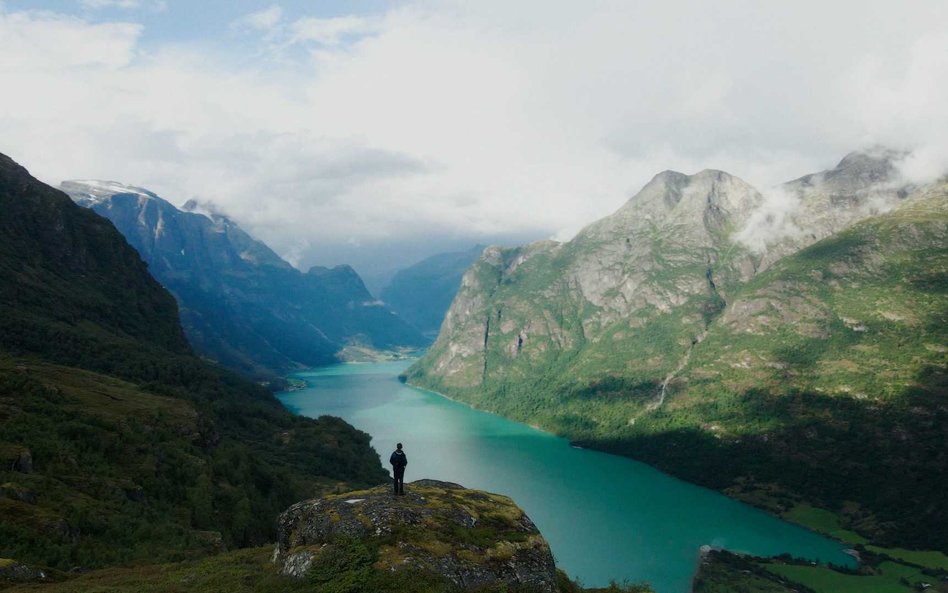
left=829, top=146, right=907, bottom=185
left=583, top=167, right=762, bottom=244
left=61, top=178, right=424, bottom=376
left=836, top=145, right=906, bottom=168
left=181, top=197, right=230, bottom=222
left=61, top=179, right=159, bottom=207
left=731, top=146, right=916, bottom=267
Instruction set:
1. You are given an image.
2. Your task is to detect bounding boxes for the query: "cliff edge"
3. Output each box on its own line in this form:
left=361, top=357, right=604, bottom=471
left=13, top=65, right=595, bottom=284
left=273, top=480, right=559, bottom=592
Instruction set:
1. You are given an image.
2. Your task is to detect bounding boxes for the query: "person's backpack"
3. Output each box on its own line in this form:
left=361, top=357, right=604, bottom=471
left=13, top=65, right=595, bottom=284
left=392, top=450, right=406, bottom=467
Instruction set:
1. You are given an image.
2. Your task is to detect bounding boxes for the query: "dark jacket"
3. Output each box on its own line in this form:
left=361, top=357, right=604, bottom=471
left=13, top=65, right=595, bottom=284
left=390, top=450, right=407, bottom=468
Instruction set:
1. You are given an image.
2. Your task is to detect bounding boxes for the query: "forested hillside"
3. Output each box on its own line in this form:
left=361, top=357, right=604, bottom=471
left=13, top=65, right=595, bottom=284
left=0, top=153, right=388, bottom=572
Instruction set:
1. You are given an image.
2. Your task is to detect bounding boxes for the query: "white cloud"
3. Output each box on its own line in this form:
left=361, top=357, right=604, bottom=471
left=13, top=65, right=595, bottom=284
left=733, top=187, right=805, bottom=253
left=289, top=15, right=380, bottom=46
left=231, top=5, right=283, bottom=32
left=1, top=1, right=947, bottom=270
left=0, top=11, right=140, bottom=70
left=80, top=0, right=167, bottom=10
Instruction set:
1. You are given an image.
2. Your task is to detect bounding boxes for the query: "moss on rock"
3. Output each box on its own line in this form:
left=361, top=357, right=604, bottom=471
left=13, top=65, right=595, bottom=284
left=273, top=480, right=559, bottom=592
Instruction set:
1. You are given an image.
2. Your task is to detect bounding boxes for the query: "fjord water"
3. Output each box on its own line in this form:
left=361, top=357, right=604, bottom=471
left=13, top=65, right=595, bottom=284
left=278, top=360, right=853, bottom=593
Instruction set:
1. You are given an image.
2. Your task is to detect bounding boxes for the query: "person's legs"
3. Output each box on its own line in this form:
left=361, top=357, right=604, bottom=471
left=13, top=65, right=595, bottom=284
left=394, top=468, right=405, bottom=495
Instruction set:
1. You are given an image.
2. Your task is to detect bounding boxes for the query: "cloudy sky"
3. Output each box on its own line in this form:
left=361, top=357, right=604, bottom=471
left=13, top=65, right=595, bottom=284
left=2, top=0, right=947, bottom=287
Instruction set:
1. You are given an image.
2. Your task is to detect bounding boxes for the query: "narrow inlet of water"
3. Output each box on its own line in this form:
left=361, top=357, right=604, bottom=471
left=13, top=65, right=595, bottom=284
left=278, top=360, right=853, bottom=593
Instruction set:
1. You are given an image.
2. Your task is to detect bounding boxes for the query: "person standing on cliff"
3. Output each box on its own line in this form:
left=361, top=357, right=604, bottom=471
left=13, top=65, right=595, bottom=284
left=390, top=443, right=407, bottom=495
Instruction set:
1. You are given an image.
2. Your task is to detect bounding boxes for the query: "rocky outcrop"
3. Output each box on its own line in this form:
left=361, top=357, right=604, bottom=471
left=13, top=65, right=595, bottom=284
left=273, top=480, right=558, bottom=592
left=0, top=559, right=50, bottom=585
left=0, top=482, right=37, bottom=504
left=1, top=446, right=34, bottom=475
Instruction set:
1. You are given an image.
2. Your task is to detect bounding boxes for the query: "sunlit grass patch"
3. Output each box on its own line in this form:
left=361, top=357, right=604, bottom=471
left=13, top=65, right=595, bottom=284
left=866, top=546, right=948, bottom=571
left=782, top=504, right=868, bottom=544
left=764, top=564, right=911, bottom=593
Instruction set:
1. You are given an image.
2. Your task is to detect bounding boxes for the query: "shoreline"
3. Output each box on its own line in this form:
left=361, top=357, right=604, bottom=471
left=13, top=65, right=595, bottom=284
left=402, top=377, right=558, bottom=437
left=403, top=377, right=867, bottom=564
left=285, top=361, right=863, bottom=568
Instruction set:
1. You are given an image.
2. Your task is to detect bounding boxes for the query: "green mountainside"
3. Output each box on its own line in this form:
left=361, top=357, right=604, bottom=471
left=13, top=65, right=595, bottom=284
left=60, top=180, right=425, bottom=381
left=381, top=245, right=486, bottom=337
left=406, top=152, right=948, bottom=551
left=0, top=153, right=388, bottom=574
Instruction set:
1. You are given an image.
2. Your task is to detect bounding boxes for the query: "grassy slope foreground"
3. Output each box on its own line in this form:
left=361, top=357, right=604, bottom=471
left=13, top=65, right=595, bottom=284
left=3, top=481, right=654, bottom=593
left=0, top=152, right=388, bottom=576
left=407, top=169, right=947, bottom=552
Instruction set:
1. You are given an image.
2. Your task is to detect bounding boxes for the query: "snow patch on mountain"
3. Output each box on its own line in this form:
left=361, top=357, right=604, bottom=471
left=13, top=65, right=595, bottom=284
left=61, top=180, right=158, bottom=207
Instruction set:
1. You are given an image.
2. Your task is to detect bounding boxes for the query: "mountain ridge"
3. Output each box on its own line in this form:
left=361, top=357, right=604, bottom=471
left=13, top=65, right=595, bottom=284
left=61, top=180, right=425, bottom=379
left=381, top=244, right=487, bottom=337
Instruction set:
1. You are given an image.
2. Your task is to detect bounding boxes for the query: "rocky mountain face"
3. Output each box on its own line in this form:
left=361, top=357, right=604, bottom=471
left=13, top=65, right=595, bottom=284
left=0, top=153, right=388, bottom=575
left=381, top=245, right=486, bottom=337
left=409, top=169, right=763, bottom=403
left=273, top=480, right=560, bottom=592
left=739, top=147, right=913, bottom=268
left=62, top=180, right=425, bottom=379
left=407, top=150, right=948, bottom=550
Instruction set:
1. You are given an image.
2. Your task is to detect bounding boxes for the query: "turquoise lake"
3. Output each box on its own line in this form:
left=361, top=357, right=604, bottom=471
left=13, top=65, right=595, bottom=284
left=278, top=360, right=853, bottom=593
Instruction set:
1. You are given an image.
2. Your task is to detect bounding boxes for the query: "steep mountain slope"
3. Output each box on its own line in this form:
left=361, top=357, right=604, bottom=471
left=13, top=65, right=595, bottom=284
left=406, top=153, right=947, bottom=550
left=408, top=169, right=763, bottom=411
left=0, top=153, right=388, bottom=573
left=381, top=245, right=485, bottom=336
left=614, top=183, right=947, bottom=547
left=0, top=162, right=189, bottom=366
left=61, top=180, right=425, bottom=379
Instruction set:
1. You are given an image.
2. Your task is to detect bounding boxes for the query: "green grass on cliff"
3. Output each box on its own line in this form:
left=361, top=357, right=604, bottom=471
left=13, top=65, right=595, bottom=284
left=2, top=548, right=307, bottom=593
left=2, top=546, right=652, bottom=593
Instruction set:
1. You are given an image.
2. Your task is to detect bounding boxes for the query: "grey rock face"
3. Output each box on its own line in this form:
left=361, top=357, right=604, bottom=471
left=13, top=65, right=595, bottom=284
left=273, top=480, right=559, bottom=592
left=569, top=169, right=763, bottom=315
left=414, top=168, right=763, bottom=390
left=412, top=150, right=924, bottom=399
left=737, top=147, right=913, bottom=268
